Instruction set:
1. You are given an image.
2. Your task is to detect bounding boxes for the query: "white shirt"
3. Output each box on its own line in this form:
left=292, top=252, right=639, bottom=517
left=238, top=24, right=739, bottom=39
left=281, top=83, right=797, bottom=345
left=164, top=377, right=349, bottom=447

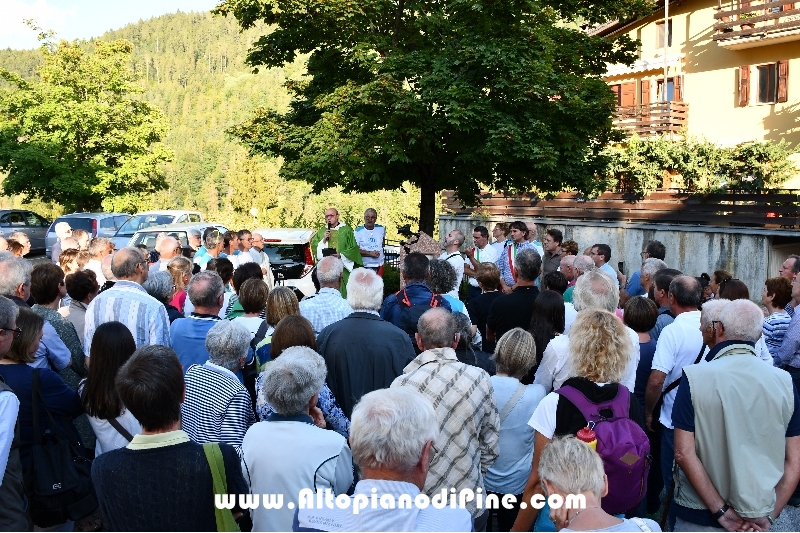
left=465, top=244, right=500, bottom=288
left=527, top=382, right=612, bottom=440
left=651, top=310, right=703, bottom=429
left=533, top=326, right=640, bottom=394
left=564, top=302, right=577, bottom=334
left=354, top=224, right=386, bottom=268
left=85, top=258, right=106, bottom=286
left=0, top=390, right=19, bottom=484
left=439, top=251, right=465, bottom=299
left=599, top=262, right=620, bottom=287
left=492, top=241, right=507, bottom=255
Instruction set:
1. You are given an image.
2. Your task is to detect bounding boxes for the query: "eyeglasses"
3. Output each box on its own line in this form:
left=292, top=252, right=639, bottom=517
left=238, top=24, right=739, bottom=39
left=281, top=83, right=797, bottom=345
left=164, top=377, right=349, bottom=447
left=640, top=252, right=649, bottom=259
left=0, top=327, right=22, bottom=339
left=710, top=320, right=722, bottom=331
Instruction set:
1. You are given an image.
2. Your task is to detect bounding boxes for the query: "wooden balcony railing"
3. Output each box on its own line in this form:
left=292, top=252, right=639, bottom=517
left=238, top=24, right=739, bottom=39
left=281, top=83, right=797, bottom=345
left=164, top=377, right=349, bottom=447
left=613, top=102, right=688, bottom=137
left=714, top=0, right=800, bottom=43
left=442, top=190, right=800, bottom=228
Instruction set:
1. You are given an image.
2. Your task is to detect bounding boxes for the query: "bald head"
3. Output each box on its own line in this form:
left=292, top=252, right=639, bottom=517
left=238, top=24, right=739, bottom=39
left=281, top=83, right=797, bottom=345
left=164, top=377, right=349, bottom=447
left=416, top=308, right=457, bottom=350
left=111, top=247, right=147, bottom=282
left=317, top=256, right=344, bottom=287
left=101, top=254, right=116, bottom=281
left=157, top=236, right=180, bottom=260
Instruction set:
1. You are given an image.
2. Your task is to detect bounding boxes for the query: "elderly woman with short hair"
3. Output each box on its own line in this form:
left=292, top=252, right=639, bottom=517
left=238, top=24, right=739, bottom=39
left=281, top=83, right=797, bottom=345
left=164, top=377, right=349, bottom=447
left=143, top=270, right=183, bottom=323
left=181, top=320, right=256, bottom=456
left=485, top=328, right=546, bottom=531
left=512, top=310, right=646, bottom=532
left=243, top=346, right=353, bottom=532
left=538, top=437, right=661, bottom=532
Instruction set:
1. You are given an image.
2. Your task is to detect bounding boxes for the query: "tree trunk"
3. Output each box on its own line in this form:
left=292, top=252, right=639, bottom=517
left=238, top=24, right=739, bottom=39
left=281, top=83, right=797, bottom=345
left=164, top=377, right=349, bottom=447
left=419, top=170, right=437, bottom=236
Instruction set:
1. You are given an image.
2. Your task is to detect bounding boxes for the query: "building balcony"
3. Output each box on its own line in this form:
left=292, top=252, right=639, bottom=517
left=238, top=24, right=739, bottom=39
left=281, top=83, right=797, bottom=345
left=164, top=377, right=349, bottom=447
left=612, top=101, right=689, bottom=137
left=714, top=0, right=800, bottom=49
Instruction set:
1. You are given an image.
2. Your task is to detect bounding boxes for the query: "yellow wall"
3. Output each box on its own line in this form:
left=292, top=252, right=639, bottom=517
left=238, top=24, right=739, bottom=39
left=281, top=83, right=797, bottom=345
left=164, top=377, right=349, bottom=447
left=604, top=0, right=800, bottom=153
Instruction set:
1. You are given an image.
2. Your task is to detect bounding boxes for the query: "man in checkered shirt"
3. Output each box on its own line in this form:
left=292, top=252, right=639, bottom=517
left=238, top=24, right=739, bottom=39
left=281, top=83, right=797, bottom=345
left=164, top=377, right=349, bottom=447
left=391, top=308, right=499, bottom=531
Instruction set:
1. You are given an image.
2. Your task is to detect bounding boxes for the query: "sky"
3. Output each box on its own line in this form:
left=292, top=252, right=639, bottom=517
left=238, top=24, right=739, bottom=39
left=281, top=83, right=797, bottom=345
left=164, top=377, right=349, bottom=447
left=0, top=0, right=220, bottom=50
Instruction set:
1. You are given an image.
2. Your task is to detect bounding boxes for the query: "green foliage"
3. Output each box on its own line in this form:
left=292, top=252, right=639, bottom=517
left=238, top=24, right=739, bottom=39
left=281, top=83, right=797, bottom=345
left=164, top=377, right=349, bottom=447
left=382, top=264, right=401, bottom=298
left=217, top=0, right=651, bottom=233
left=603, top=135, right=797, bottom=195
left=0, top=38, right=172, bottom=212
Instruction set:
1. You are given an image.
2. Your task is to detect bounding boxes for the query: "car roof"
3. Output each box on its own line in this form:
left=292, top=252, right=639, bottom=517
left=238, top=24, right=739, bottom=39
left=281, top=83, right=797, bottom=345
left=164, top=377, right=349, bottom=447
left=252, top=228, right=314, bottom=243
left=131, top=210, right=202, bottom=216
left=132, top=222, right=227, bottom=233
left=54, top=212, right=128, bottom=218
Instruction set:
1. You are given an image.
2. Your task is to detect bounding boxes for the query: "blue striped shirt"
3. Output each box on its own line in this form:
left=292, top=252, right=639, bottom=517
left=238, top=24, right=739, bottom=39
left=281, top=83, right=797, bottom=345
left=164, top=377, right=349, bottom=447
left=778, top=310, right=800, bottom=368
left=496, top=241, right=535, bottom=287
left=84, top=280, right=171, bottom=355
left=764, top=311, right=792, bottom=360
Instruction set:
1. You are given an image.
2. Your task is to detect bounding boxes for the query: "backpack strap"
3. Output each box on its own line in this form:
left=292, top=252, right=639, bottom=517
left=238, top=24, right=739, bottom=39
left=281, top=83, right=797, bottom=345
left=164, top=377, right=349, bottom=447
left=106, top=417, right=133, bottom=442
left=499, top=383, right=527, bottom=423
left=659, top=344, right=706, bottom=400
left=203, top=443, right=241, bottom=532
left=557, top=384, right=630, bottom=422
left=250, top=320, right=271, bottom=353
left=631, top=517, right=653, bottom=532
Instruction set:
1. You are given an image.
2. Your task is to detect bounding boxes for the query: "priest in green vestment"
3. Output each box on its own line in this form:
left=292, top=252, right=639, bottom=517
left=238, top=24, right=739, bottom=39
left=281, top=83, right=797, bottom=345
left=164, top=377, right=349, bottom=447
left=310, top=208, right=363, bottom=297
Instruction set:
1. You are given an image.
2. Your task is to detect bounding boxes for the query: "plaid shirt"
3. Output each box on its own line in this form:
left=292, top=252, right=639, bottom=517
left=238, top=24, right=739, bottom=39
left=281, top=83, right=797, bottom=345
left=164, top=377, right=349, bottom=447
left=496, top=240, right=536, bottom=287
left=392, top=347, right=499, bottom=518
left=299, top=287, right=354, bottom=334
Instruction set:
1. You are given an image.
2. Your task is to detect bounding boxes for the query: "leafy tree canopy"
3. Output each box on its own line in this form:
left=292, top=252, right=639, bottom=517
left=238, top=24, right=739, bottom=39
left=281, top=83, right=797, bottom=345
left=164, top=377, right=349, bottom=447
left=0, top=30, right=172, bottom=212
left=216, top=0, right=652, bottom=233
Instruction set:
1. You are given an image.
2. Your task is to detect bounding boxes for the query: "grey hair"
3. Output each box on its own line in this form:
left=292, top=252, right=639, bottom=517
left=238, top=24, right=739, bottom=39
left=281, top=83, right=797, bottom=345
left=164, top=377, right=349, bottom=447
left=0, top=295, right=20, bottom=330
left=142, top=271, right=174, bottom=303
left=560, top=255, right=576, bottom=268
left=364, top=208, right=377, bottom=217
left=7, top=231, right=26, bottom=241
left=351, top=387, right=438, bottom=473
left=573, top=270, right=619, bottom=313
left=641, top=258, right=668, bottom=278
left=187, top=271, right=224, bottom=308
left=700, top=298, right=730, bottom=331
left=262, top=346, right=328, bottom=416
left=204, top=229, right=222, bottom=248
left=110, top=247, right=144, bottom=278
left=417, top=308, right=456, bottom=349
left=205, top=320, right=251, bottom=371
left=539, top=437, right=606, bottom=500
left=428, top=259, right=458, bottom=295
left=573, top=254, right=596, bottom=274
left=88, top=237, right=111, bottom=258
left=189, top=228, right=202, bottom=238
left=347, top=268, right=384, bottom=311
left=61, top=237, right=79, bottom=250
left=317, top=256, right=344, bottom=285
left=101, top=254, right=116, bottom=281
left=156, top=236, right=179, bottom=255
left=669, top=275, right=702, bottom=308
left=0, top=257, right=32, bottom=295
left=448, top=229, right=465, bottom=246
left=515, top=248, right=542, bottom=283
left=719, top=299, right=764, bottom=343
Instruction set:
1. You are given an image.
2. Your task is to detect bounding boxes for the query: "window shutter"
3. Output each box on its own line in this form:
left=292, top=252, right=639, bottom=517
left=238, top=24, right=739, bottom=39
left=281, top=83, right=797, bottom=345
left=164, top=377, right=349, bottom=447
left=621, top=82, right=636, bottom=107
left=783, top=3, right=794, bottom=11
left=739, top=65, right=750, bottom=107
left=674, top=76, right=683, bottom=102
left=641, top=80, right=651, bottom=105
left=777, top=60, right=789, bottom=103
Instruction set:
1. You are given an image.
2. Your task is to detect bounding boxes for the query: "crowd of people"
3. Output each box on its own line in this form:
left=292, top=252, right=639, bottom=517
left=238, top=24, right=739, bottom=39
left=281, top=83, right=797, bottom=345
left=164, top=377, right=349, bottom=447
left=0, top=211, right=799, bottom=533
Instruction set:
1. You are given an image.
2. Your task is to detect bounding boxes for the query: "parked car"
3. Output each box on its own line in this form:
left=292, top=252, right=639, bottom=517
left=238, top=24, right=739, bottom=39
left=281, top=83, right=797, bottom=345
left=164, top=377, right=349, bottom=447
left=0, top=209, right=51, bottom=253
left=45, top=212, right=130, bottom=258
left=111, top=210, right=204, bottom=250
left=252, top=228, right=316, bottom=299
left=127, top=223, right=229, bottom=258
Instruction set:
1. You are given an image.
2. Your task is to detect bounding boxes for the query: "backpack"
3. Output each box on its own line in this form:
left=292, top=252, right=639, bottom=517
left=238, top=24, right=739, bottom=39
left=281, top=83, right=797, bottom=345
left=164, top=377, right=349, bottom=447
left=557, top=384, right=651, bottom=515
left=395, top=288, right=447, bottom=352
left=242, top=320, right=271, bottom=416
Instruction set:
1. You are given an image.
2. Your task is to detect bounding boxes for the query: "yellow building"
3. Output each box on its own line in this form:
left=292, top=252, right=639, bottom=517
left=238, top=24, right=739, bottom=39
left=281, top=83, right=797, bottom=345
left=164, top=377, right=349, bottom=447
left=595, top=0, right=800, bottom=182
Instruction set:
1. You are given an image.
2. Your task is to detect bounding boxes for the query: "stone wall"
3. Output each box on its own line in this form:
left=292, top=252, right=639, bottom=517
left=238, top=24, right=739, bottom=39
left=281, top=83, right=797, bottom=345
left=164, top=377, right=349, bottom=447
left=439, top=215, right=800, bottom=298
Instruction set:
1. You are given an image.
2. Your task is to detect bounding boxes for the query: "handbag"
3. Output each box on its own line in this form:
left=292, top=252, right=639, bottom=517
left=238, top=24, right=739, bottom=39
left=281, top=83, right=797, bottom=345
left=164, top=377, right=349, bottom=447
left=27, top=369, right=98, bottom=528
left=203, top=443, right=240, bottom=532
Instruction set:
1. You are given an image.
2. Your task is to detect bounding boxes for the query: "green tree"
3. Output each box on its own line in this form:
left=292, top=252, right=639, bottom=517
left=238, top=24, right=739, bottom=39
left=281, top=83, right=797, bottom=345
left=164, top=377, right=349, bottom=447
left=216, top=0, right=650, bottom=234
left=0, top=36, right=172, bottom=212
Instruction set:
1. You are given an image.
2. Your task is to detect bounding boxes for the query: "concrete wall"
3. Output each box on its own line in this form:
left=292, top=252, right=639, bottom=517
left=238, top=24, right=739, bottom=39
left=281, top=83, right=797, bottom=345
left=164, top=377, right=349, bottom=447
left=439, top=215, right=800, bottom=299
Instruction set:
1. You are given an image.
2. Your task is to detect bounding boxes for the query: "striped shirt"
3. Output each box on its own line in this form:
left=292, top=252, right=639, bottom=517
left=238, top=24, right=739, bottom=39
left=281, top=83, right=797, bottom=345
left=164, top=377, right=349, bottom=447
left=299, top=288, right=353, bottom=334
left=764, top=311, right=792, bottom=361
left=496, top=241, right=535, bottom=288
left=84, top=280, right=171, bottom=355
left=391, top=347, right=499, bottom=518
left=181, top=362, right=255, bottom=457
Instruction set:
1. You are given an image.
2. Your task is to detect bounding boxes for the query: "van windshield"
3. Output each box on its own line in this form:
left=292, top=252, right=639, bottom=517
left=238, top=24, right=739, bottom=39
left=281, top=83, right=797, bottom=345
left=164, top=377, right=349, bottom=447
left=116, top=214, right=175, bottom=236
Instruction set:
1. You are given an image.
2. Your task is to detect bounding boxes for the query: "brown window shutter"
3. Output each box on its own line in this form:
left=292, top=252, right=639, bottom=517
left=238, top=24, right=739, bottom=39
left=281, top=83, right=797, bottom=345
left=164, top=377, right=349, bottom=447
left=641, top=80, right=651, bottom=105
left=621, top=82, right=636, bottom=107
left=783, top=2, right=794, bottom=11
left=674, top=76, right=683, bottom=102
left=610, top=84, right=622, bottom=105
left=739, top=65, right=750, bottom=106
left=777, top=60, right=789, bottom=103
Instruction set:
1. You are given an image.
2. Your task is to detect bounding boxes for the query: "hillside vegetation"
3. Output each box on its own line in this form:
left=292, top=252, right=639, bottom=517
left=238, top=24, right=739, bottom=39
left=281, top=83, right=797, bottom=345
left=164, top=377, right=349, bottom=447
left=0, top=11, right=434, bottom=239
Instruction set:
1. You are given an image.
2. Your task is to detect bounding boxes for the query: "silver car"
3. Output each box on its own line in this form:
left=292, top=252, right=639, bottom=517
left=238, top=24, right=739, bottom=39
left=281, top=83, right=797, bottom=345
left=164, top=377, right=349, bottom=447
left=127, top=222, right=229, bottom=257
left=252, top=228, right=317, bottom=299
left=46, top=212, right=130, bottom=258
left=0, top=209, right=51, bottom=253
left=111, top=210, right=204, bottom=250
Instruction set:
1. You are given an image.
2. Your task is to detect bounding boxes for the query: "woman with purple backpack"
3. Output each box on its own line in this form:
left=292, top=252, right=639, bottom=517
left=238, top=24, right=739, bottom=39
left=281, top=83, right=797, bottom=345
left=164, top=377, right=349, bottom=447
left=511, top=310, right=650, bottom=532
